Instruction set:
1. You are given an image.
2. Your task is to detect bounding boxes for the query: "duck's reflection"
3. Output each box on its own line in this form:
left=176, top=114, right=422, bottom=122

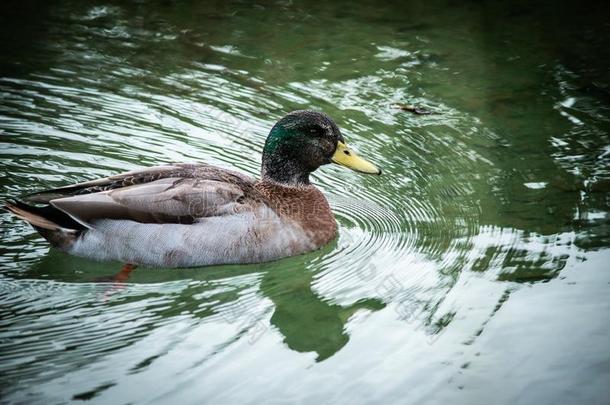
left=24, top=249, right=385, bottom=362
left=260, top=265, right=385, bottom=361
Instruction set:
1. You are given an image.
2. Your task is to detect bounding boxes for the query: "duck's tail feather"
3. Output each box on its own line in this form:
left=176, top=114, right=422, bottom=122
left=4, top=200, right=84, bottom=249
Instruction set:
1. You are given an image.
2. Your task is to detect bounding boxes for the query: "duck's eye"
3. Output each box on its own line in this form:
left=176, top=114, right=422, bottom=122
left=309, top=128, right=320, bottom=134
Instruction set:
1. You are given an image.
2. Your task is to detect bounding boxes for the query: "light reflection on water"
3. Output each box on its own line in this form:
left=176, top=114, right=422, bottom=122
left=0, top=0, right=609, bottom=403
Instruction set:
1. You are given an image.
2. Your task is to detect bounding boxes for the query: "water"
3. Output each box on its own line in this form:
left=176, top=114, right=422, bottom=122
left=1, top=1, right=609, bottom=403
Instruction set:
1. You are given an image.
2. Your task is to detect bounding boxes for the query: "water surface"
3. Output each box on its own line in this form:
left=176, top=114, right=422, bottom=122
left=1, top=1, right=609, bottom=404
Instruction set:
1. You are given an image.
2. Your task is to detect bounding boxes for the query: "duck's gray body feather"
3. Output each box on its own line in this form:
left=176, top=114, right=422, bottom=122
left=70, top=210, right=312, bottom=267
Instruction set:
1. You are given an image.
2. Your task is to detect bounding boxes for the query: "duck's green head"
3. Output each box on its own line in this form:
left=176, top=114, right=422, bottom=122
left=261, top=110, right=381, bottom=185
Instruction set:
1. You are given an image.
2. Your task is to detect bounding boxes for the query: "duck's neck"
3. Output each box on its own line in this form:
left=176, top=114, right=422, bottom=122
left=261, top=157, right=311, bottom=186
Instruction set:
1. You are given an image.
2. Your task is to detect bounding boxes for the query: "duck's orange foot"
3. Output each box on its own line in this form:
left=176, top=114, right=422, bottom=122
left=113, top=263, right=137, bottom=283
left=95, top=263, right=138, bottom=283
left=98, top=263, right=138, bottom=301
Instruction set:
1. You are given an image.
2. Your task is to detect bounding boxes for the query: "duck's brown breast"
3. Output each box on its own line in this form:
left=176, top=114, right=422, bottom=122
left=254, top=181, right=337, bottom=247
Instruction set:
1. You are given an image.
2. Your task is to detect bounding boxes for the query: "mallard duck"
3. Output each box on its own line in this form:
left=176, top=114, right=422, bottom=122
left=5, top=110, right=381, bottom=268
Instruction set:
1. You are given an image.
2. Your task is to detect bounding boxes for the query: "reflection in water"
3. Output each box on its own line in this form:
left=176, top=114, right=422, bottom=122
left=1, top=0, right=609, bottom=403
left=3, top=251, right=384, bottom=375
left=262, top=266, right=385, bottom=361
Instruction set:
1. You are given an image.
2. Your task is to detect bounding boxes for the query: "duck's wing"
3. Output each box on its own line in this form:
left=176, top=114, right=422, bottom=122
left=24, top=164, right=263, bottom=227
left=24, top=163, right=254, bottom=203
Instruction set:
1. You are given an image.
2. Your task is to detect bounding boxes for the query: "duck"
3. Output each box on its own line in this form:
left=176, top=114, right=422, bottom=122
left=4, top=110, right=381, bottom=268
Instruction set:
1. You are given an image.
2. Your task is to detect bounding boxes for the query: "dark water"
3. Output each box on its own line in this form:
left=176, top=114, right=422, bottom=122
left=1, top=1, right=609, bottom=404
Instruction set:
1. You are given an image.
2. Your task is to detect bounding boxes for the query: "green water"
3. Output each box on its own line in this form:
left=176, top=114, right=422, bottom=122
left=1, top=1, right=609, bottom=403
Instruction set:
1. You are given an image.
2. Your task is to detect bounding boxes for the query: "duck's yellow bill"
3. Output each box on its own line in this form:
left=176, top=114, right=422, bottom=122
left=331, top=141, right=381, bottom=175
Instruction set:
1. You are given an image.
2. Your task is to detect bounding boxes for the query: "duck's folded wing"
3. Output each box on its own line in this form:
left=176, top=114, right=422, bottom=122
left=24, top=163, right=253, bottom=204
left=48, top=177, right=255, bottom=227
